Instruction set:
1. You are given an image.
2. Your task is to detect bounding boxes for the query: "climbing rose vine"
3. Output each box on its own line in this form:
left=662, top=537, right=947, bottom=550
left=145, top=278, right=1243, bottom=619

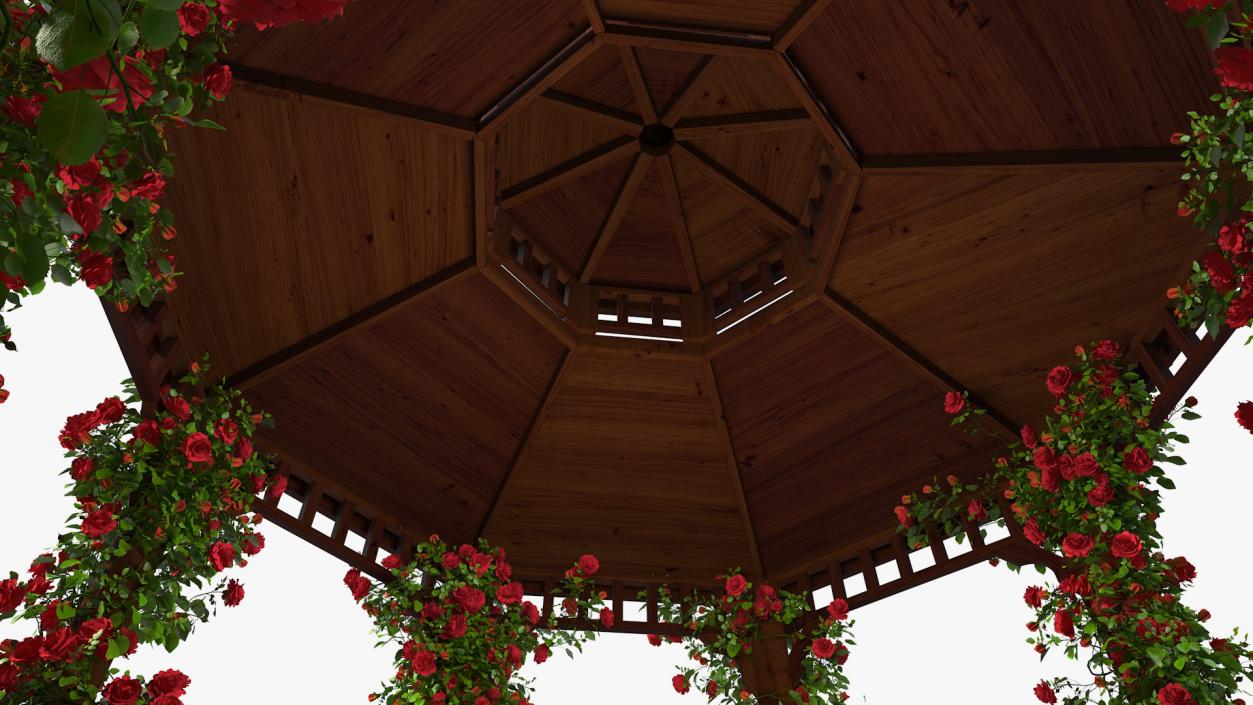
left=900, top=342, right=1253, bottom=705
left=0, top=361, right=281, bottom=702
left=349, top=539, right=605, bottom=705
left=653, top=571, right=854, bottom=705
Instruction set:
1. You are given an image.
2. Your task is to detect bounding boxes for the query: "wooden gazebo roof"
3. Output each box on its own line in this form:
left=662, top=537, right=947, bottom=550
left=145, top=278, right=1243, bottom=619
left=107, top=0, right=1224, bottom=611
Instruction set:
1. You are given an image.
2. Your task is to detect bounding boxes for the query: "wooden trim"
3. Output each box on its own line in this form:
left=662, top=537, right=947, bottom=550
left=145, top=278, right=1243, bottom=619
left=601, top=24, right=774, bottom=58
left=673, top=108, right=813, bottom=140
left=618, top=45, right=659, bottom=124
left=499, top=136, right=638, bottom=210
left=480, top=261, right=579, bottom=349
left=660, top=56, right=717, bottom=126
left=704, top=360, right=766, bottom=579
left=580, top=153, right=654, bottom=282
left=473, top=136, right=496, bottom=268
left=811, top=166, right=861, bottom=293
left=772, top=0, right=833, bottom=52
left=581, top=0, right=605, bottom=33
left=479, top=30, right=602, bottom=133
left=675, top=141, right=798, bottom=232
left=655, top=154, right=702, bottom=292
left=703, top=289, right=817, bottom=359
left=225, top=259, right=477, bottom=390
left=862, top=147, right=1182, bottom=172
left=478, top=349, right=576, bottom=537
left=770, top=53, right=859, bottom=169
left=538, top=90, right=643, bottom=134
left=228, top=65, right=477, bottom=139
left=818, top=289, right=1020, bottom=436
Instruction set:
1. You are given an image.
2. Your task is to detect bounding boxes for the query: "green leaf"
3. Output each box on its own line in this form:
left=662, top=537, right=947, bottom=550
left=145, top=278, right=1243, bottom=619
left=105, top=635, right=129, bottom=659
left=117, top=20, right=139, bottom=52
left=35, top=0, right=123, bottom=70
left=36, top=90, right=109, bottom=165
left=50, top=264, right=75, bottom=285
left=145, top=0, right=185, bottom=9
left=1205, top=11, right=1229, bottom=50
left=184, top=118, right=226, bottom=130
left=1158, top=477, right=1176, bottom=490
left=139, top=8, right=179, bottom=49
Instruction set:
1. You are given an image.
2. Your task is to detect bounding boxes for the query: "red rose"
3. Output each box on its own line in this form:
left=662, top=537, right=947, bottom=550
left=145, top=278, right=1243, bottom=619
left=1023, top=518, right=1045, bottom=546
left=826, top=598, right=849, bottom=621
left=103, top=676, right=143, bottom=705
left=40, top=627, right=80, bottom=660
left=1216, top=47, right=1253, bottom=91
left=1123, top=448, right=1152, bottom=475
left=1236, top=401, right=1253, bottom=434
left=64, top=184, right=113, bottom=236
left=441, top=551, right=461, bottom=569
left=233, top=436, right=254, bottom=462
left=1020, top=424, right=1038, bottom=448
left=452, top=586, right=486, bottom=613
left=209, top=541, right=235, bottom=572
left=647, top=633, right=662, bottom=646
left=534, top=644, right=551, bottom=664
left=1034, top=680, right=1057, bottom=704
left=412, top=649, right=437, bottom=676
left=177, top=3, right=212, bottom=35
left=0, top=663, right=15, bottom=690
left=495, top=582, right=524, bottom=605
left=443, top=614, right=467, bottom=638
left=1046, top=366, right=1073, bottom=397
left=343, top=568, right=370, bottom=600
left=132, top=419, right=162, bottom=446
left=943, top=391, right=965, bottom=414
left=182, top=432, right=213, bottom=463
left=419, top=602, right=444, bottom=621
left=672, top=675, right=690, bottom=694
left=223, top=579, right=245, bottom=606
left=242, top=533, right=265, bottom=556
left=77, top=249, right=114, bottom=289
left=1091, top=340, right=1121, bottom=360
left=1109, top=531, right=1142, bottom=559
left=599, top=606, right=615, bottom=628
left=1165, top=556, right=1197, bottom=584
left=894, top=505, right=912, bottom=527
left=94, top=397, right=126, bottom=425
left=218, top=0, right=351, bottom=28
left=381, top=554, right=403, bottom=570
left=70, top=457, right=94, bottom=481
left=0, top=578, right=26, bottom=612
left=82, top=508, right=117, bottom=538
left=1227, top=291, right=1253, bottom=328
left=724, top=574, right=747, bottom=597
left=1165, top=0, right=1225, bottom=12
left=1023, top=586, right=1045, bottom=608
left=1072, top=453, right=1098, bottom=477
left=1087, top=483, right=1115, bottom=508
left=1202, top=251, right=1237, bottom=293
left=147, top=669, right=190, bottom=698
left=520, top=601, right=540, bottom=626
left=59, top=158, right=103, bottom=190
left=266, top=474, right=288, bottom=500
left=214, top=419, right=239, bottom=446
left=1218, top=224, right=1246, bottom=254
left=1061, top=533, right=1093, bottom=558
left=1052, top=609, right=1074, bottom=638
left=1040, top=464, right=1060, bottom=493
left=163, top=395, right=192, bottom=421
left=967, top=499, right=987, bottom=521
left=203, top=63, right=233, bottom=99
left=811, top=637, right=836, bottom=659
left=1157, top=683, right=1197, bottom=705
left=78, top=617, right=112, bottom=641
left=1032, top=445, right=1056, bottom=471
left=128, top=171, right=166, bottom=201
left=577, top=554, right=599, bottom=576
left=54, top=56, right=152, bottom=114
left=3, top=94, right=42, bottom=127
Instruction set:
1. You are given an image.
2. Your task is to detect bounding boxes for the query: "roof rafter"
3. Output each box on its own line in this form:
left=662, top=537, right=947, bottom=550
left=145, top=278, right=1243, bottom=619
left=228, top=64, right=477, bottom=139
left=226, top=259, right=477, bottom=390
left=707, top=359, right=767, bottom=575
left=770, top=53, right=859, bottom=169
left=656, top=154, right=702, bottom=292
left=817, top=289, right=1021, bottom=436
left=618, top=45, right=659, bottom=124
left=580, top=153, right=654, bottom=282
left=479, top=29, right=602, bottom=134
left=773, top=0, right=833, bottom=51
left=660, top=56, right=718, bottom=126
left=673, top=108, right=813, bottom=140
left=499, top=136, right=639, bottom=210
left=674, top=141, right=799, bottom=232
left=809, top=163, right=861, bottom=293
left=580, top=0, right=605, bottom=33
left=538, top=90, right=643, bottom=134
left=601, top=24, right=774, bottom=59
left=862, top=147, right=1182, bottom=171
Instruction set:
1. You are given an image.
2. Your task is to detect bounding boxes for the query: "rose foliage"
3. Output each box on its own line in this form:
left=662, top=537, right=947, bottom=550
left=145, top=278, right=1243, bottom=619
left=349, top=539, right=605, bottom=705
left=898, top=342, right=1253, bottom=705
left=653, top=571, right=854, bottom=705
left=0, top=361, right=280, bottom=702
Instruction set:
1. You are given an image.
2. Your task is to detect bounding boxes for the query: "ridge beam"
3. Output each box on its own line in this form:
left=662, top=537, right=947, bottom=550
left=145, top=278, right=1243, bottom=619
left=580, top=153, right=654, bottom=282
left=499, top=136, right=639, bottom=210
left=675, top=141, right=798, bottom=233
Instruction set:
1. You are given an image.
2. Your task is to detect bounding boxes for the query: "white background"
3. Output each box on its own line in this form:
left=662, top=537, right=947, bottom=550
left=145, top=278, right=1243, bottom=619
left=1, top=283, right=1250, bottom=704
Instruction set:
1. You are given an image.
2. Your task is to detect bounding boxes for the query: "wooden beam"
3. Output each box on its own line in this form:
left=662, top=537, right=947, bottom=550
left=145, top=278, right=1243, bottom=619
left=660, top=56, right=717, bottom=126
left=580, top=153, right=653, bottom=282
left=770, top=53, right=859, bottom=170
left=226, top=259, right=477, bottom=390
left=673, top=108, right=813, bottom=140
left=704, top=360, right=766, bottom=580
left=656, top=154, right=701, bottom=292
left=473, top=136, right=496, bottom=268
left=228, top=65, right=476, bottom=139
left=499, top=136, right=638, bottom=210
left=818, top=289, right=1020, bottom=436
left=773, top=0, right=833, bottom=51
left=581, top=0, right=605, bottom=32
left=618, top=45, right=659, bottom=124
left=862, top=147, right=1183, bottom=172
left=810, top=166, right=861, bottom=293
left=675, top=141, right=798, bottom=232
left=479, top=30, right=602, bottom=133
left=538, top=90, right=643, bottom=134
left=478, top=350, right=576, bottom=537
left=601, top=24, right=774, bottom=59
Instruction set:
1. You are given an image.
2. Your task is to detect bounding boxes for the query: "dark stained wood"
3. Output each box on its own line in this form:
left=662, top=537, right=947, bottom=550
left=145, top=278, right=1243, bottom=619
left=247, top=273, right=568, bottom=542
left=229, top=0, right=589, bottom=119
left=772, top=0, right=832, bottom=51
left=864, top=147, right=1182, bottom=171
left=660, top=56, right=718, bottom=125
left=675, top=142, right=800, bottom=231
left=500, top=135, right=639, bottom=209
left=656, top=154, right=702, bottom=291
left=496, top=98, right=632, bottom=194
left=538, top=91, right=643, bottom=134
left=674, top=109, right=813, bottom=140
left=684, top=129, right=825, bottom=219
left=770, top=52, right=859, bottom=169
left=581, top=153, right=655, bottom=281
left=481, top=31, right=604, bottom=131
left=683, top=56, right=802, bottom=119
left=704, top=360, right=766, bottom=579
left=602, top=24, right=776, bottom=58
left=552, top=44, right=639, bottom=114
left=618, top=46, right=660, bottom=123
left=591, top=161, right=693, bottom=291
left=598, top=0, right=800, bottom=34
left=582, top=0, right=606, bottom=33
left=635, top=47, right=708, bottom=117
left=789, top=1, right=1216, bottom=155
left=809, top=163, right=860, bottom=293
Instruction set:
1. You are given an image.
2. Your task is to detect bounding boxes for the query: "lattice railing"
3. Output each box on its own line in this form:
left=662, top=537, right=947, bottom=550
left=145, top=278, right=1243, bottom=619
left=1134, top=307, right=1233, bottom=425
left=491, top=214, right=573, bottom=317
left=707, top=235, right=809, bottom=335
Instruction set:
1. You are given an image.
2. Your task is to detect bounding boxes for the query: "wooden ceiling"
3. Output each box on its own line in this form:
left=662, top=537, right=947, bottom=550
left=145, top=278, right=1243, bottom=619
left=139, top=0, right=1215, bottom=587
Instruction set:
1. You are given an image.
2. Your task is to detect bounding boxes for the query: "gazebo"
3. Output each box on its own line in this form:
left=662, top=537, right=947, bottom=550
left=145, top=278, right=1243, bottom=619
left=101, top=0, right=1228, bottom=692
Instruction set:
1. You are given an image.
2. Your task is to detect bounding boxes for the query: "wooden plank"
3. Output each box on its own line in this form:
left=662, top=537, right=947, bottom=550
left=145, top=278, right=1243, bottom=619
left=656, top=155, right=701, bottom=292
left=660, top=56, right=717, bottom=126
left=675, top=142, right=798, bottom=232
left=473, top=136, right=495, bottom=268
left=228, top=64, right=477, bottom=139
left=581, top=0, right=605, bottom=32
left=618, top=45, right=658, bottom=123
left=673, top=109, right=813, bottom=140
left=500, top=136, right=638, bottom=209
left=810, top=166, right=860, bottom=293
left=773, top=0, right=833, bottom=51
left=226, top=259, right=477, bottom=390
left=770, top=53, right=858, bottom=169
left=538, top=90, right=643, bottom=134
left=704, top=360, right=766, bottom=579
left=601, top=25, right=774, bottom=59
left=480, top=30, right=603, bottom=133
left=863, top=147, right=1182, bottom=172
left=481, top=261, right=579, bottom=349
left=580, top=153, right=654, bottom=282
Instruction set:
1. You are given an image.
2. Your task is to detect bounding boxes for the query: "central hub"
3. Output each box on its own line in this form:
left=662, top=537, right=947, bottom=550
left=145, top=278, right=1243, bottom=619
left=638, top=123, right=675, bottom=156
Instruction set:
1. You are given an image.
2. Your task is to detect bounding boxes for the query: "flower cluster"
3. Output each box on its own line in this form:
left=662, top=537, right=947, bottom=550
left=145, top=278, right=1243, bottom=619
left=0, top=360, right=279, bottom=702
left=900, top=342, right=1253, bottom=705
left=653, top=571, right=854, bottom=704
left=350, top=538, right=605, bottom=705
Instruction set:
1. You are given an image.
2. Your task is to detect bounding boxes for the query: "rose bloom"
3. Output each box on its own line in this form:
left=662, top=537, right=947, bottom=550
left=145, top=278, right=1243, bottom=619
left=894, top=505, right=912, bottom=527
left=82, top=508, right=118, bottom=538
left=223, top=579, right=245, bottom=607
left=1123, top=447, right=1152, bottom=474
left=1072, top=452, right=1099, bottom=477
left=177, top=2, right=212, bottom=35
left=443, top=614, right=467, bottom=639
left=1020, top=424, right=1038, bottom=448
left=520, top=601, right=540, bottom=626
left=3, top=94, right=42, bottom=127
left=1034, top=680, right=1057, bottom=704
left=344, top=568, right=370, bottom=600
left=724, top=574, right=748, bottom=596
left=1046, top=366, right=1073, bottom=397
left=381, top=554, right=403, bottom=570
left=412, top=649, right=437, bottom=676
left=182, top=432, right=214, bottom=463
left=811, top=637, right=837, bottom=659
left=672, top=675, right=689, bottom=694
left=599, top=606, right=615, bottom=628
left=1157, top=683, right=1197, bottom=705
left=78, top=249, right=114, bottom=289
left=1023, top=586, right=1046, bottom=608
left=1091, top=340, right=1121, bottom=360
left=209, top=541, right=236, bottom=572
left=128, top=171, right=166, bottom=201
left=1022, top=518, right=1045, bottom=546
left=103, top=675, right=143, bottom=705
left=967, top=499, right=987, bottom=521
left=1053, top=609, right=1075, bottom=638
left=452, top=585, right=486, bottom=613
left=1236, top=401, right=1253, bottom=434
left=1087, top=482, right=1115, bottom=507
left=577, top=553, right=599, bottom=575
left=40, top=628, right=80, bottom=660
left=647, top=633, right=662, bottom=646
left=826, top=598, right=849, bottom=621
left=534, top=644, right=551, bottom=664
left=943, top=391, right=965, bottom=414
left=203, top=63, right=233, bottom=99
left=218, top=0, right=351, bottom=28
left=1061, top=533, right=1093, bottom=558
left=1216, top=47, right=1253, bottom=92
left=164, top=395, right=191, bottom=421
left=1109, top=531, right=1142, bottom=559
left=0, top=578, right=26, bottom=612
